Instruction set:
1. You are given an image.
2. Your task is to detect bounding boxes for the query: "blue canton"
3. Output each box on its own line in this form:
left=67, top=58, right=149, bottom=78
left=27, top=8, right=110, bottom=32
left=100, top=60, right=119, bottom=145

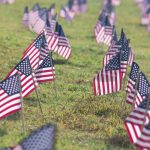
left=105, top=53, right=121, bottom=71
left=137, top=72, right=150, bottom=99
left=15, top=57, right=32, bottom=76
left=38, top=54, right=54, bottom=69
left=0, top=74, right=20, bottom=96
left=129, top=62, right=140, bottom=82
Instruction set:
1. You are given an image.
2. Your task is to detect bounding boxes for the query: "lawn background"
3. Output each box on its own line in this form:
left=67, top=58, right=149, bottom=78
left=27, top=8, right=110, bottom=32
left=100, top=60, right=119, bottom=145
left=0, top=0, right=150, bottom=149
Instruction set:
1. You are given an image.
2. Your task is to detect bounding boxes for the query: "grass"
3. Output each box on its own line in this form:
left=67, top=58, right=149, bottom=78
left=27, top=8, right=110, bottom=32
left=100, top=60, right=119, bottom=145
left=0, top=0, right=150, bottom=149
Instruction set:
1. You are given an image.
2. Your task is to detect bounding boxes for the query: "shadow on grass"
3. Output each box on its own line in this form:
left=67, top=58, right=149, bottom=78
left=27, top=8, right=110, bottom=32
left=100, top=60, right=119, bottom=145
left=0, top=128, right=7, bottom=137
left=107, top=135, right=132, bottom=149
left=6, top=113, right=20, bottom=121
left=54, top=59, right=87, bottom=68
left=24, top=97, right=39, bottom=107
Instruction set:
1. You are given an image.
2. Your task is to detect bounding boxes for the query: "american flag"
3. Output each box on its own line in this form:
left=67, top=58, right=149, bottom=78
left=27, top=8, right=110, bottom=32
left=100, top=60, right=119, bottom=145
left=22, top=6, right=29, bottom=27
left=0, top=74, right=21, bottom=119
left=32, top=8, right=47, bottom=34
left=99, top=16, right=113, bottom=46
left=126, top=62, right=140, bottom=104
left=134, top=72, right=150, bottom=108
left=7, top=57, right=38, bottom=97
left=112, top=0, right=121, bottom=6
left=135, top=122, right=150, bottom=149
left=78, top=0, right=87, bottom=13
left=49, top=14, right=57, bottom=32
left=11, top=124, right=55, bottom=150
left=44, top=26, right=59, bottom=51
left=28, top=3, right=40, bottom=31
left=94, top=10, right=106, bottom=41
left=47, top=3, right=56, bottom=18
left=93, top=53, right=123, bottom=96
left=53, top=23, right=71, bottom=59
left=125, top=98, right=150, bottom=144
left=35, top=54, right=55, bottom=83
left=22, top=32, right=47, bottom=70
left=60, top=5, right=75, bottom=21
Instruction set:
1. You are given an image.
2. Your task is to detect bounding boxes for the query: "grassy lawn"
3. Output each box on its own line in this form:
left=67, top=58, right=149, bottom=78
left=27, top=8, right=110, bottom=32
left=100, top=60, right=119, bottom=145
left=0, top=0, right=150, bottom=149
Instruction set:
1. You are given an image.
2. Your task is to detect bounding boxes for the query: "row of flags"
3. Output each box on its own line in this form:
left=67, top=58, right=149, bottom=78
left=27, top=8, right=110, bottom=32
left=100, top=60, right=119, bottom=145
left=0, top=124, right=55, bottom=150
left=94, top=0, right=119, bottom=46
left=135, top=0, right=150, bottom=32
left=0, top=0, right=15, bottom=4
left=23, top=3, right=57, bottom=34
left=60, top=0, right=88, bottom=21
left=0, top=22, right=72, bottom=121
left=93, top=0, right=150, bottom=149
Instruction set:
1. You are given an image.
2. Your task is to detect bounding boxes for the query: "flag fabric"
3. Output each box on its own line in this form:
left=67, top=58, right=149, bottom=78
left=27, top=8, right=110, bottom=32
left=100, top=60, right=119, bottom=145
left=60, top=5, right=75, bottom=21
left=22, top=6, right=29, bottom=27
left=22, top=32, right=47, bottom=70
left=126, top=62, right=140, bottom=104
left=0, top=0, right=15, bottom=4
left=0, top=74, right=21, bottom=119
left=112, top=0, right=121, bottom=6
left=49, top=14, right=57, bottom=32
left=125, top=99, right=150, bottom=144
left=10, top=124, right=56, bottom=150
left=44, top=26, right=59, bottom=51
left=32, top=8, right=47, bottom=34
left=135, top=122, right=150, bottom=149
left=35, top=54, right=55, bottom=83
left=134, top=72, right=150, bottom=108
left=120, top=40, right=130, bottom=77
left=7, top=57, right=38, bottom=97
left=28, top=3, right=40, bottom=31
left=98, top=16, right=113, bottom=46
left=53, top=23, right=71, bottom=59
left=47, top=3, right=56, bottom=18
left=79, top=0, right=87, bottom=13
left=94, top=10, right=106, bottom=40
left=93, top=53, right=123, bottom=96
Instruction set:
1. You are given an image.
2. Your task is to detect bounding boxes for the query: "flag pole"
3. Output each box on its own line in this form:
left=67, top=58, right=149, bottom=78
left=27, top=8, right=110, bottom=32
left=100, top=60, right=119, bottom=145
left=142, top=92, right=150, bottom=129
left=49, top=52, right=58, bottom=98
left=18, top=74, right=26, bottom=132
left=31, top=69, right=43, bottom=115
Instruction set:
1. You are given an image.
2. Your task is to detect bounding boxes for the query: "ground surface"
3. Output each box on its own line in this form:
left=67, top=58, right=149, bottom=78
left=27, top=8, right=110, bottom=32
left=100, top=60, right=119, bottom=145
left=0, top=0, right=150, bottom=149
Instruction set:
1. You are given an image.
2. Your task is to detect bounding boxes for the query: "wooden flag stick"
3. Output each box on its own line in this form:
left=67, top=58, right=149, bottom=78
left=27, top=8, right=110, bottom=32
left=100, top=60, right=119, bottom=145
left=31, top=70, right=43, bottom=115
left=18, top=74, right=26, bottom=132
left=142, top=92, right=150, bottom=129
left=49, top=52, right=58, bottom=98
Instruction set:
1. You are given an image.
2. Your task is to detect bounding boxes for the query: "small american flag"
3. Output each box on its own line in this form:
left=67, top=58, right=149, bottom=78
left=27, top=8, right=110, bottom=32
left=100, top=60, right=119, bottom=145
left=98, top=16, right=113, bottom=46
left=22, top=6, right=29, bottom=27
left=32, top=8, right=47, bottom=34
left=11, top=124, right=55, bottom=150
left=94, top=10, right=106, bottom=41
left=0, top=74, right=21, bottom=119
left=47, top=3, right=56, bottom=18
left=120, top=40, right=130, bottom=77
left=35, top=54, right=55, bottom=83
left=44, top=26, right=59, bottom=51
left=60, top=6, right=75, bottom=21
left=134, top=72, right=150, bottom=108
left=79, top=0, right=87, bottom=13
left=135, top=122, right=150, bottom=149
left=125, top=98, right=150, bottom=144
left=22, top=32, right=47, bottom=69
left=93, top=53, right=123, bottom=96
left=126, top=62, right=140, bottom=104
left=28, top=3, right=40, bottom=31
left=7, top=57, right=38, bottom=97
left=53, top=23, right=71, bottom=59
